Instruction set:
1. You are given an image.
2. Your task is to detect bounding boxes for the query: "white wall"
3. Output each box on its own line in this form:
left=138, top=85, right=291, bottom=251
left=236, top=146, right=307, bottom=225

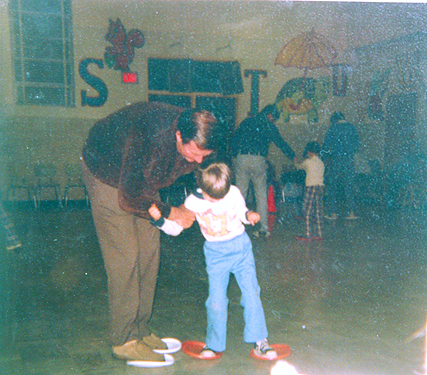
left=1, top=0, right=427, bottom=194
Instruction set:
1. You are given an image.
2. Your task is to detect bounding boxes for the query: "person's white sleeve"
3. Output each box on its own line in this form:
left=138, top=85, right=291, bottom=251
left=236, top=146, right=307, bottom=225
left=153, top=217, right=184, bottom=236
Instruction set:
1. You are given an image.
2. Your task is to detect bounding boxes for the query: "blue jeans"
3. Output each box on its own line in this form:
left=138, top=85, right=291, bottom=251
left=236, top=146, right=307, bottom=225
left=204, top=232, right=268, bottom=352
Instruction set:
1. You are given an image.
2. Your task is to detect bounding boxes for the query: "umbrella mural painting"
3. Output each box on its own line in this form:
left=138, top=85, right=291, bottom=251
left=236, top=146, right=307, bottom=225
left=275, top=27, right=338, bottom=74
left=274, top=28, right=338, bottom=122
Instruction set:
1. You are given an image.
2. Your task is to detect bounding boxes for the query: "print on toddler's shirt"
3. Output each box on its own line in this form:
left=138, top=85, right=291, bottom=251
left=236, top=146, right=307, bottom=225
left=198, top=209, right=236, bottom=237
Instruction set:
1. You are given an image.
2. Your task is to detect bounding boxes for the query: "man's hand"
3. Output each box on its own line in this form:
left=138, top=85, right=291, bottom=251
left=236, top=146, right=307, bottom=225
left=168, top=205, right=196, bottom=229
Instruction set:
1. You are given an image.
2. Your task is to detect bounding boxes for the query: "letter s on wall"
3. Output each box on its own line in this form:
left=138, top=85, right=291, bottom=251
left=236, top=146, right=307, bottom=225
left=79, top=58, right=108, bottom=107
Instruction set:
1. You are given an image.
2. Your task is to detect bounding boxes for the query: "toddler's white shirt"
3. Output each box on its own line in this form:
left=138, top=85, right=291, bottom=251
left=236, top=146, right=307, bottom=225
left=154, top=185, right=250, bottom=242
left=295, top=155, right=324, bottom=186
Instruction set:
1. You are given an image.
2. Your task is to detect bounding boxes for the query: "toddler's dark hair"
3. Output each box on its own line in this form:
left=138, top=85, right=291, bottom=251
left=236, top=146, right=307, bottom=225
left=330, top=111, right=345, bottom=125
left=261, top=104, right=280, bottom=121
left=303, top=141, right=321, bottom=158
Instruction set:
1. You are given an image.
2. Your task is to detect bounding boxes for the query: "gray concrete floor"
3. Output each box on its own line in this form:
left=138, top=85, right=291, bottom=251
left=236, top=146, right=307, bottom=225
left=1, top=201, right=427, bottom=375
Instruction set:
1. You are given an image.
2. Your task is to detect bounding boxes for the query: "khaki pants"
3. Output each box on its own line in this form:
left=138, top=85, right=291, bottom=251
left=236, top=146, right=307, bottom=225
left=81, top=160, right=160, bottom=346
left=234, top=154, right=268, bottom=232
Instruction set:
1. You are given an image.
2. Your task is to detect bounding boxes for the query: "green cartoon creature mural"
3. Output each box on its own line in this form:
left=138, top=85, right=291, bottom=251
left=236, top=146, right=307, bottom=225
left=275, top=76, right=331, bottom=123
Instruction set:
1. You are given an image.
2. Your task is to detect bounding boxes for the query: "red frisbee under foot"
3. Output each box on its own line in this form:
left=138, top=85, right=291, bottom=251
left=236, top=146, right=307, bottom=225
left=182, top=341, right=223, bottom=360
left=250, top=344, right=292, bottom=361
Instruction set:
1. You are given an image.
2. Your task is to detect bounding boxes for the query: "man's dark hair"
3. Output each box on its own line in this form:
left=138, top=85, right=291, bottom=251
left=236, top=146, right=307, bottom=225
left=176, top=109, right=221, bottom=150
left=261, top=104, right=280, bottom=121
left=330, top=111, right=345, bottom=125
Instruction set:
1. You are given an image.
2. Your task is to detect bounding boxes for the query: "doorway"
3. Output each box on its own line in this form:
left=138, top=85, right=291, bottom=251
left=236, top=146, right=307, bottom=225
left=384, top=93, right=417, bottom=169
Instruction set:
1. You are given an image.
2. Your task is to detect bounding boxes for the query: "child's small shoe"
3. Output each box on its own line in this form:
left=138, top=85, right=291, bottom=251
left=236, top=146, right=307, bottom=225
left=200, top=346, right=217, bottom=358
left=254, top=339, right=277, bottom=358
left=295, top=235, right=311, bottom=241
left=345, top=212, right=359, bottom=220
left=324, top=213, right=338, bottom=220
left=311, top=236, right=324, bottom=241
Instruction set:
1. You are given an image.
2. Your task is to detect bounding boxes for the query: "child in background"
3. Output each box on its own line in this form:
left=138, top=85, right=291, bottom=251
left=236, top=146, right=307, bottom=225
left=294, top=141, right=325, bottom=241
left=148, top=162, right=277, bottom=359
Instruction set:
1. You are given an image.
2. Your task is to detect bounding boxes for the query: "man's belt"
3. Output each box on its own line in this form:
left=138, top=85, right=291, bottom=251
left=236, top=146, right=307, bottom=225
left=239, top=152, right=263, bottom=156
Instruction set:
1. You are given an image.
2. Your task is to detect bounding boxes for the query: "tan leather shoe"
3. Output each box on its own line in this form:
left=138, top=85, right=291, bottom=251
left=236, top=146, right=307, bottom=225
left=112, top=339, right=165, bottom=361
left=142, top=333, right=168, bottom=350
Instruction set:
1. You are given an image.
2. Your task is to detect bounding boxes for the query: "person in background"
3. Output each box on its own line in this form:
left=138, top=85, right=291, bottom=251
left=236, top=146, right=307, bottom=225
left=231, top=104, right=295, bottom=238
left=149, top=162, right=277, bottom=359
left=81, top=101, right=222, bottom=362
left=0, top=201, right=22, bottom=252
left=0, top=200, right=22, bottom=355
left=294, top=141, right=325, bottom=241
left=321, top=111, right=360, bottom=220
left=384, top=141, right=425, bottom=209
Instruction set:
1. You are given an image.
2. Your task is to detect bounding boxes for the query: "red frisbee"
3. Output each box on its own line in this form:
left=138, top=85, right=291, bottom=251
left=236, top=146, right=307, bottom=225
left=250, top=344, right=292, bottom=361
left=182, top=340, right=223, bottom=360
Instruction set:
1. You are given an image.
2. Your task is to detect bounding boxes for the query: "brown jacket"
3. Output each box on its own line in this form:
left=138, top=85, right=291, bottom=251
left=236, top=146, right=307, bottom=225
left=83, top=101, right=198, bottom=219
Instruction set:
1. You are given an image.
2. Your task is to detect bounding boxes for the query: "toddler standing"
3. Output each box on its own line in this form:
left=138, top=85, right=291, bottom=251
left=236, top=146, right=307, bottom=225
left=149, top=162, right=277, bottom=359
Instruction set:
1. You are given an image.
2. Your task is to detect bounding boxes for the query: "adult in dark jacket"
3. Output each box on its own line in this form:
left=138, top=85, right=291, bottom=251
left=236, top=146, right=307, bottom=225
left=321, top=111, right=360, bottom=220
left=231, top=104, right=295, bottom=237
left=82, top=102, right=221, bottom=362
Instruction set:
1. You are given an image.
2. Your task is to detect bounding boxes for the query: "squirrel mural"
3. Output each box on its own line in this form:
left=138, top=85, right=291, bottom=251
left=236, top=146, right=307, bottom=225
left=104, top=18, right=145, bottom=72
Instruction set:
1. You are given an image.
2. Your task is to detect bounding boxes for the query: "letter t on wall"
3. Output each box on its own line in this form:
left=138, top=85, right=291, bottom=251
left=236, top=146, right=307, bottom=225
left=244, top=69, right=267, bottom=116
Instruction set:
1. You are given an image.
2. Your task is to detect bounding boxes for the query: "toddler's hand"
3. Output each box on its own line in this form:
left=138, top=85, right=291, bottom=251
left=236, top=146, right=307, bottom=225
left=247, top=211, right=260, bottom=225
left=148, top=204, right=162, bottom=221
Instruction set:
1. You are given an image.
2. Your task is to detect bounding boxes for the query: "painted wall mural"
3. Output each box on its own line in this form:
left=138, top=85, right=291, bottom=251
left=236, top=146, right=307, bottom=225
left=367, top=68, right=391, bottom=121
left=274, top=29, right=337, bottom=123
left=79, top=59, right=108, bottom=107
left=79, top=19, right=145, bottom=107
left=244, top=69, right=267, bottom=116
left=275, top=28, right=337, bottom=77
left=104, top=18, right=145, bottom=72
left=275, top=76, right=331, bottom=123
left=332, top=64, right=348, bottom=97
